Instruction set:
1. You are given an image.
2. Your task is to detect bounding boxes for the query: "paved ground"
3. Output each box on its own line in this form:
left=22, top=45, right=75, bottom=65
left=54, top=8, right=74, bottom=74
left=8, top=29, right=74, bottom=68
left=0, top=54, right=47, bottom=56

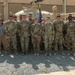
left=0, top=52, right=75, bottom=75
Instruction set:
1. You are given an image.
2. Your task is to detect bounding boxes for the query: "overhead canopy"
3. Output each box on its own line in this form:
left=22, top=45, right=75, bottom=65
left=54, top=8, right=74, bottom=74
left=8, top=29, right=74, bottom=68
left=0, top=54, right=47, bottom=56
left=61, top=12, right=75, bottom=19
left=15, top=9, right=50, bottom=19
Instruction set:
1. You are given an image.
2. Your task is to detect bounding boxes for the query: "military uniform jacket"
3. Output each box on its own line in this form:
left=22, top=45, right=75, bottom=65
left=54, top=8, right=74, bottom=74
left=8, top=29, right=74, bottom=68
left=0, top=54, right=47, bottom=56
left=53, top=20, right=64, bottom=34
left=20, top=20, right=30, bottom=37
left=27, top=18, right=34, bottom=25
left=31, top=23, right=41, bottom=37
left=43, top=22, right=54, bottom=37
left=65, top=20, right=75, bottom=36
left=4, top=20, right=17, bottom=36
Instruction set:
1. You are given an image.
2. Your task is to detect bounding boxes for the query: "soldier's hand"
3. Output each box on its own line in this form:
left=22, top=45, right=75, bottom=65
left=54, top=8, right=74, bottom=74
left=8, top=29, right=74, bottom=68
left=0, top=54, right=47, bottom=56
left=51, top=36, right=54, bottom=40
left=18, top=33, right=21, bottom=36
left=8, top=33, right=13, bottom=36
left=17, top=30, right=21, bottom=33
left=34, top=35, right=37, bottom=38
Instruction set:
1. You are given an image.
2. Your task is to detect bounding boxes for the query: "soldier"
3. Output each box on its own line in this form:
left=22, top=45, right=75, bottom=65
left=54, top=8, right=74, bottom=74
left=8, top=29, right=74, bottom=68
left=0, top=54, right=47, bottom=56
left=65, top=14, right=75, bottom=56
left=53, top=14, right=64, bottom=55
left=27, top=13, right=34, bottom=52
left=0, top=18, right=6, bottom=54
left=13, top=15, right=17, bottom=22
left=4, top=14, right=17, bottom=54
left=31, top=18, right=41, bottom=55
left=16, top=15, right=22, bottom=53
left=27, top=13, right=34, bottom=25
left=13, top=15, right=19, bottom=51
left=43, top=17, right=54, bottom=56
left=19, top=13, right=30, bottom=55
left=19, top=14, right=22, bottom=21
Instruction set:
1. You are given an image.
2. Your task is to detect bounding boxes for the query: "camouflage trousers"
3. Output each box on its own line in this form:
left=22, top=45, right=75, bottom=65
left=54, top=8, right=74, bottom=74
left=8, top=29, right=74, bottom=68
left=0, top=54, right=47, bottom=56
left=6, top=36, right=17, bottom=53
left=21, top=36, right=29, bottom=54
left=44, top=36, right=53, bottom=54
left=67, top=34, right=75, bottom=52
left=54, top=34, right=63, bottom=52
left=0, top=36, right=6, bottom=53
left=32, top=36, right=41, bottom=54
left=16, top=33, right=21, bottom=51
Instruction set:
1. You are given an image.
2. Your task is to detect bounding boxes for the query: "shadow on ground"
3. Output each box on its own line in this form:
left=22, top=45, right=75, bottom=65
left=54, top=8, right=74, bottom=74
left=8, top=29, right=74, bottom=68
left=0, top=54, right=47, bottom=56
left=0, top=51, right=75, bottom=73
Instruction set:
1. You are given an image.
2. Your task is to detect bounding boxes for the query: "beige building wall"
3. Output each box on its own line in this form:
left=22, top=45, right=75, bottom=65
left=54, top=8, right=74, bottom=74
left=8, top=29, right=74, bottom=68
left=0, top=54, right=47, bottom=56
left=67, top=6, right=75, bottom=12
left=8, top=3, right=30, bottom=14
left=0, top=0, right=75, bottom=20
left=8, top=3, right=63, bottom=13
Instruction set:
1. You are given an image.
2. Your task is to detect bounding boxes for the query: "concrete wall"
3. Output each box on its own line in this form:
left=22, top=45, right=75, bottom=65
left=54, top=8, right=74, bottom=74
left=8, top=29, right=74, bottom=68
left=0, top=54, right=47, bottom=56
left=67, top=6, right=75, bottom=13
left=8, top=3, right=63, bottom=14
left=6, top=0, right=75, bottom=6
left=8, top=3, right=75, bottom=14
left=41, top=5, right=63, bottom=13
left=8, top=3, right=30, bottom=14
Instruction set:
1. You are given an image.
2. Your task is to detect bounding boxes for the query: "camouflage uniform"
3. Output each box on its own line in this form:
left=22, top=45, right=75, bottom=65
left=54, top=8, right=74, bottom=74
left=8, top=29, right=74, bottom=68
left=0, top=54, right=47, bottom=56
left=4, top=20, right=17, bottom=53
left=19, top=20, right=30, bottom=54
left=27, top=18, right=34, bottom=25
left=16, top=20, right=22, bottom=52
left=27, top=18, right=34, bottom=52
left=53, top=20, right=64, bottom=53
left=65, top=20, right=75, bottom=53
left=31, top=23, right=41, bottom=55
left=43, top=22, right=54, bottom=55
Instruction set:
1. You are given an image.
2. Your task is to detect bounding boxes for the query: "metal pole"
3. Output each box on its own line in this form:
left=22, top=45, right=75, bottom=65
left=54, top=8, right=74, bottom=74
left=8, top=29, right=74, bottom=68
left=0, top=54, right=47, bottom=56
left=4, top=0, right=8, bottom=20
left=2, top=3, right=4, bottom=19
left=63, top=0, right=66, bottom=20
left=63, top=0, right=66, bottom=13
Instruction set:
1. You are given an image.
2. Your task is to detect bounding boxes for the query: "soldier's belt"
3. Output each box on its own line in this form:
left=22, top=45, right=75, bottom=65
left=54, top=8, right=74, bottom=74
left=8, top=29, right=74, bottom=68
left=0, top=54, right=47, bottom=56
left=44, top=34, right=53, bottom=35
left=56, top=31, right=63, bottom=32
left=69, top=33, right=74, bottom=35
left=7, top=34, right=16, bottom=36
